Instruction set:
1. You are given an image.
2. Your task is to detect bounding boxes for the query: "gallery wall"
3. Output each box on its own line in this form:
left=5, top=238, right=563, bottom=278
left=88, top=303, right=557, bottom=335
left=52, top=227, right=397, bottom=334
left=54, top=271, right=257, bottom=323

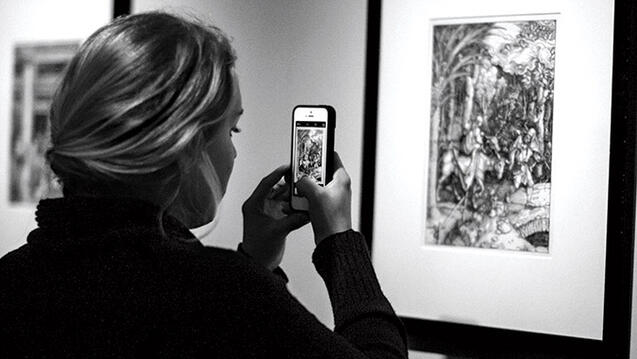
left=133, top=0, right=368, bottom=328
left=0, top=1, right=112, bottom=255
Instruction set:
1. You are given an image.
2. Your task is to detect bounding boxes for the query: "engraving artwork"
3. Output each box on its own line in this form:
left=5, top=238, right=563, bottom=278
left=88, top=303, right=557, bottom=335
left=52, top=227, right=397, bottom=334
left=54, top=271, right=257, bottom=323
left=426, top=19, right=556, bottom=252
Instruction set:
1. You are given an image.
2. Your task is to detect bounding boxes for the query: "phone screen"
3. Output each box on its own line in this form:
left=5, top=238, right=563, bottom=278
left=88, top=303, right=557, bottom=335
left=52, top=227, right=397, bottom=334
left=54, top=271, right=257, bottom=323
left=292, top=116, right=328, bottom=195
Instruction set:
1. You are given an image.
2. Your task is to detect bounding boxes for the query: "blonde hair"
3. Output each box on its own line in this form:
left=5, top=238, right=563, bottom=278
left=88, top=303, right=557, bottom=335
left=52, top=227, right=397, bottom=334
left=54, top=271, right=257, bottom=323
left=47, top=12, right=236, bottom=230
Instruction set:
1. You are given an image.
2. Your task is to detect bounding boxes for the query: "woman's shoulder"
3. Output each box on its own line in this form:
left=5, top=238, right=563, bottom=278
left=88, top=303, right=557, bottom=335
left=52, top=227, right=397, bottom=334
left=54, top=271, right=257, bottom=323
left=194, top=245, right=285, bottom=282
left=155, top=244, right=293, bottom=324
left=0, top=243, right=37, bottom=275
left=160, top=242, right=288, bottom=293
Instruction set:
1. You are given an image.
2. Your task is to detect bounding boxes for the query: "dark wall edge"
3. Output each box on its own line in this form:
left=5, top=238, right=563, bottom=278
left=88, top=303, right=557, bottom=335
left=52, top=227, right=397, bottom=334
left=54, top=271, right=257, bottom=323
left=113, top=0, right=131, bottom=19
left=602, top=0, right=637, bottom=357
left=360, top=0, right=381, bottom=249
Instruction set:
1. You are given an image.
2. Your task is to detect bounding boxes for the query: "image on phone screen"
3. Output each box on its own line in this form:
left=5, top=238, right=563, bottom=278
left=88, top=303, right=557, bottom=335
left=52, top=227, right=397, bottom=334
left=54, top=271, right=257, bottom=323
left=293, top=121, right=327, bottom=195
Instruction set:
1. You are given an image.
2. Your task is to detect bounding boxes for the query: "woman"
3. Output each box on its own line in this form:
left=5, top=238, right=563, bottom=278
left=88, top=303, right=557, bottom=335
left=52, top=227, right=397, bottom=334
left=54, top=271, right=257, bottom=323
left=0, top=12, right=407, bottom=357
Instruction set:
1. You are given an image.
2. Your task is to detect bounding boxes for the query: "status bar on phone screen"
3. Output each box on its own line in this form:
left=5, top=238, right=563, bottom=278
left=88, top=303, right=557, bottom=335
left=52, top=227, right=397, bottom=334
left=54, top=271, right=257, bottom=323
left=296, top=121, right=326, bottom=128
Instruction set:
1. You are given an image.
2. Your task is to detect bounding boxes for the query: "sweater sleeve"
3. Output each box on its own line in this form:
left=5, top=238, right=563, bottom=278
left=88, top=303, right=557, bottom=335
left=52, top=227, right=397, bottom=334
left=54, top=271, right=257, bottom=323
left=309, top=230, right=408, bottom=357
left=236, top=242, right=289, bottom=283
left=202, top=231, right=408, bottom=358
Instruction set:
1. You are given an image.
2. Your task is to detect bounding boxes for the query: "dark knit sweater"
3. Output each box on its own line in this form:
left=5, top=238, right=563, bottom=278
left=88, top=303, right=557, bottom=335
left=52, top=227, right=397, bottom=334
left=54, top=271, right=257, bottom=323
left=0, top=196, right=407, bottom=358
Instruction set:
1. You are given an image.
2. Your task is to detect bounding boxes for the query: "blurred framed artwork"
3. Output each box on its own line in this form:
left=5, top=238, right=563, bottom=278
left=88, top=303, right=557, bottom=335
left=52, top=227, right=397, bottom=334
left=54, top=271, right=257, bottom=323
left=361, top=0, right=636, bottom=357
left=9, top=42, right=78, bottom=205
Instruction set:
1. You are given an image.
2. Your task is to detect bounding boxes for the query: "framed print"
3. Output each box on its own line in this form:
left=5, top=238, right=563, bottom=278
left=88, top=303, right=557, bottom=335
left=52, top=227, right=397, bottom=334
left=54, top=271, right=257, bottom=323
left=361, top=0, right=636, bottom=357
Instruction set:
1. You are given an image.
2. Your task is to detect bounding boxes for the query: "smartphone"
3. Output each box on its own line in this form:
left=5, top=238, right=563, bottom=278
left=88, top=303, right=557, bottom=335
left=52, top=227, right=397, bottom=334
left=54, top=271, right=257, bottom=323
left=290, top=105, right=336, bottom=211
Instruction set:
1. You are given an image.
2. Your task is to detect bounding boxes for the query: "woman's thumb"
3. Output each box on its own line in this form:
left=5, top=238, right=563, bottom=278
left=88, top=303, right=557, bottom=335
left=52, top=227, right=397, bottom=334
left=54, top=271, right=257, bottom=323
left=295, top=176, right=319, bottom=200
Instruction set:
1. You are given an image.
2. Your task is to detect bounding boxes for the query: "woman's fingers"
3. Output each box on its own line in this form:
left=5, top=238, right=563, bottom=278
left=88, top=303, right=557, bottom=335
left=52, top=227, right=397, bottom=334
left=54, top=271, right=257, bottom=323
left=246, top=165, right=289, bottom=204
left=279, top=212, right=310, bottom=232
left=269, top=181, right=290, bottom=200
left=333, top=151, right=344, bottom=171
left=295, top=176, right=320, bottom=201
left=330, top=152, right=351, bottom=188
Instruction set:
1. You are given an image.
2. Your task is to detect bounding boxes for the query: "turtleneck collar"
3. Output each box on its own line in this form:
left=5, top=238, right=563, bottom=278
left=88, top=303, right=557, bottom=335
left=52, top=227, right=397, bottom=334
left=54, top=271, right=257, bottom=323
left=30, top=196, right=200, bottom=250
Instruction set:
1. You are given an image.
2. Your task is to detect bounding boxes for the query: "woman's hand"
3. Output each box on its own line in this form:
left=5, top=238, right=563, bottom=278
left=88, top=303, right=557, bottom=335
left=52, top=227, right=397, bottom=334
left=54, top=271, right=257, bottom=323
left=296, top=152, right=352, bottom=244
left=241, top=165, right=309, bottom=270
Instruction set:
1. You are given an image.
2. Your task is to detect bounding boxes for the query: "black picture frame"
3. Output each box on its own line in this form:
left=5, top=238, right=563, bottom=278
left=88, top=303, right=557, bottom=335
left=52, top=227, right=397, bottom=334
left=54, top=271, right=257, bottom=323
left=112, top=0, right=131, bottom=19
left=360, top=0, right=637, bottom=357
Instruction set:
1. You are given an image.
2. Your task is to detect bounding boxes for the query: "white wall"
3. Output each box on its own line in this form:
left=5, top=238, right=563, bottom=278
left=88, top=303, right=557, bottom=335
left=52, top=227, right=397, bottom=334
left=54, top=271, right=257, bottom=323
left=0, top=1, right=112, bottom=256
left=133, top=0, right=368, bottom=328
